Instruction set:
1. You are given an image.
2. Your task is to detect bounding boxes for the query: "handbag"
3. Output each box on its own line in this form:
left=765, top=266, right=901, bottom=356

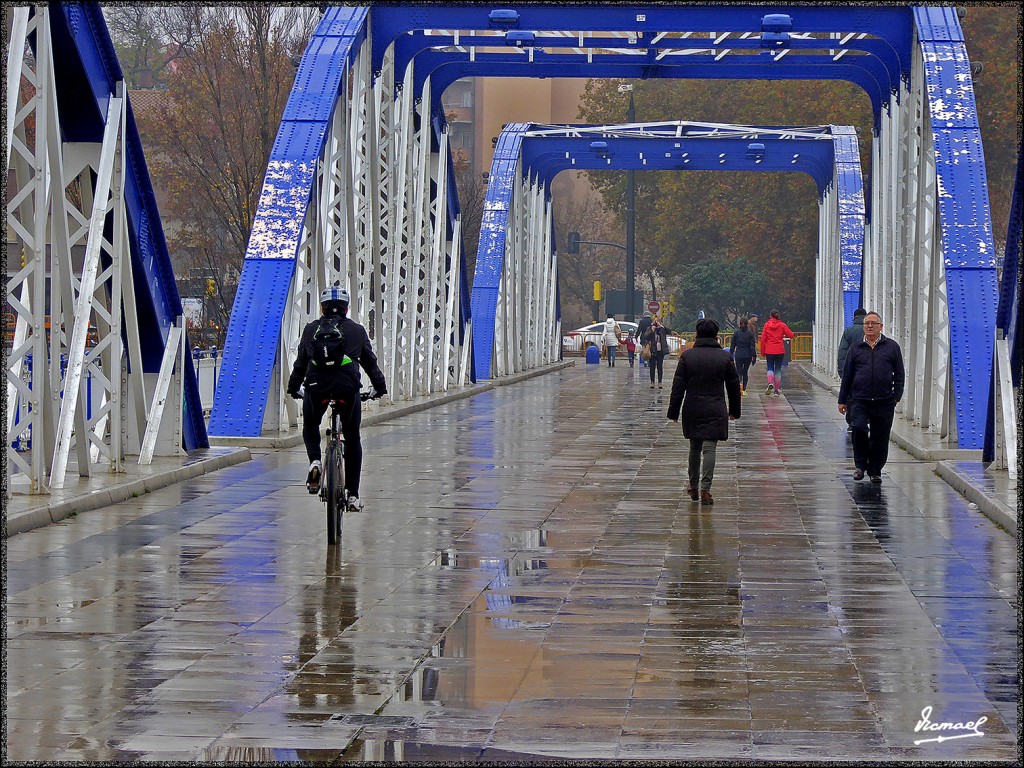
left=641, top=342, right=652, bottom=361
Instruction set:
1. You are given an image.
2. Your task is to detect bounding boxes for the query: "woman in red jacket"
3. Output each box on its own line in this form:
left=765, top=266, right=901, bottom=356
left=759, top=309, right=795, bottom=397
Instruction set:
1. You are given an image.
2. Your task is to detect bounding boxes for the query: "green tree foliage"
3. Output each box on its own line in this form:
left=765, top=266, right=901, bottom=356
left=960, top=5, right=1021, bottom=244
left=671, top=256, right=772, bottom=331
left=578, top=6, right=1019, bottom=318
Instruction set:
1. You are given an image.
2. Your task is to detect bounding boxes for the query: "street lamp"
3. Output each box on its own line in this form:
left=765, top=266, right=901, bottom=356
left=618, top=82, right=636, bottom=321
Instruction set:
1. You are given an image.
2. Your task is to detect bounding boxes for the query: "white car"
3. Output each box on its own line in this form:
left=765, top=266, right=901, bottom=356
left=562, top=321, right=639, bottom=353
left=562, top=320, right=685, bottom=354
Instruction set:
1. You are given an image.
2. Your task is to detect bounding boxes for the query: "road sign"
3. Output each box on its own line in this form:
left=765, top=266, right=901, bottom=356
left=647, top=300, right=660, bottom=313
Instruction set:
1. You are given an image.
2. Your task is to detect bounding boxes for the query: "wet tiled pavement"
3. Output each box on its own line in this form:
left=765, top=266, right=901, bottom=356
left=5, top=363, right=1019, bottom=761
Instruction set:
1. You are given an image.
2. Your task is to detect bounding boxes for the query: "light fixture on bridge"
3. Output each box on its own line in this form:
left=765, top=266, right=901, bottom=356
left=746, top=142, right=766, bottom=162
left=489, top=9, right=520, bottom=28
left=761, top=13, right=792, bottom=49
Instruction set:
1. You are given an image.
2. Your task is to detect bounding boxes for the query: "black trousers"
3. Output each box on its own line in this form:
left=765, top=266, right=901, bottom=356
left=649, top=352, right=665, bottom=383
left=302, top=390, right=363, bottom=497
left=735, top=357, right=752, bottom=389
left=848, top=398, right=896, bottom=476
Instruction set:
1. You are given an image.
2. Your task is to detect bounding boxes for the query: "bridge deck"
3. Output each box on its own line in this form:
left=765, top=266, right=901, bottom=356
left=5, top=364, right=1017, bottom=761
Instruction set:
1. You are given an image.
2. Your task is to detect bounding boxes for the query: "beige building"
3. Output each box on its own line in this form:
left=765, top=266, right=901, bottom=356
left=443, top=77, right=599, bottom=206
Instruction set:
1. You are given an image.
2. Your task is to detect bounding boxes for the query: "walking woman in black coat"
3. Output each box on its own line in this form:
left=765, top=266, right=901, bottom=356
left=667, top=318, right=742, bottom=505
left=730, top=316, right=757, bottom=396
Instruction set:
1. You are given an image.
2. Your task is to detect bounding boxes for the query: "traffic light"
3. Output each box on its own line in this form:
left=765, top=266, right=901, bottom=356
left=568, top=231, right=580, bottom=254
left=593, top=280, right=602, bottom=301
left=669, top=296, right=675, bottom=313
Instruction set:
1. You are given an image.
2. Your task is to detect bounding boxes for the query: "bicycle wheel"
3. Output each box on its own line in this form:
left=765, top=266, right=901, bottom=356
left=324, top=443, right=340, bottom=546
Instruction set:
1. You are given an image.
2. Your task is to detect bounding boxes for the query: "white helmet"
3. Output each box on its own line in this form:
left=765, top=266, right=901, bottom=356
left=320, top=286, right=350, bottom=306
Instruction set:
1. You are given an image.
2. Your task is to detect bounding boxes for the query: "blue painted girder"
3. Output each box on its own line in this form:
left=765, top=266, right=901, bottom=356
left=471, top=123, right=865, bottom=379
left=49, top=3, right=208, bottom=449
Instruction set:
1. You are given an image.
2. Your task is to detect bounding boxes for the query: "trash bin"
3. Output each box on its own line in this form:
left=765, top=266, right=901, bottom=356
left=585, top=343, right=601, bottom=364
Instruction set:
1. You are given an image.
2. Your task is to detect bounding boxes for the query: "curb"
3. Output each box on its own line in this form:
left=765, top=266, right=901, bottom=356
left=210, top=360, right=576, bottom=450
left=935, top=461, right=1017, bottom=536
left=5, top=448, right=252, bottom=538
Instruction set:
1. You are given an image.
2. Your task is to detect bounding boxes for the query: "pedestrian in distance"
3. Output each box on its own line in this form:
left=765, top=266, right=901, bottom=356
left=837, top=308, right=867, bottom=431
left=625, top=330, right=637, bottom=367
left=837, top=311, right=905, bottom=484
left=667, top=317, right=742, bottom=506
left=759, top=309, right=795, bottom=397
left=636, top=311, right=653, bottom=368
left=730, top=316, right=758, bottom=397
left=601, top=316, right=623, bottom=367
left=642, top=315, right=672, bottom=388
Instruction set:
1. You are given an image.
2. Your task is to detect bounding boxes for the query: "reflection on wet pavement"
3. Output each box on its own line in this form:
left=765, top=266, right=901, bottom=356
left=5, top=365, right=1018, bottom=761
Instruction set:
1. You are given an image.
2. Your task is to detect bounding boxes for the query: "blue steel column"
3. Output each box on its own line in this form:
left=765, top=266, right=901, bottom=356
left=51, top=3, right=208, bottom=449
left=914, top=7, right=999, bottom=448
left=470, top=124, right=531, bottom=380
left=209, top=8, right=367, bottom=436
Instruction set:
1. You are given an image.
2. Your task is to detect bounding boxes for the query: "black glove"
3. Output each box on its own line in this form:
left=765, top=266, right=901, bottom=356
left=751, top=357, right=757, bottom=366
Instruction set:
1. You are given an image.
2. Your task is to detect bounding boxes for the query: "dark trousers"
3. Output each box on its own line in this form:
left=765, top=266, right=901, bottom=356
left=302, top=390, right=363, bottom=497
left=688, top=438, right=718, bottom=490
left=735, top=357, right=752, bottom=389
left=849, top=398, right=895, bottom=476
left=649, top=352, right=665, bottom=383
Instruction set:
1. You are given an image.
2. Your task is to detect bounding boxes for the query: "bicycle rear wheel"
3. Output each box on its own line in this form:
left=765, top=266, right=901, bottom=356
left=324, top=444, right=340, bottom=545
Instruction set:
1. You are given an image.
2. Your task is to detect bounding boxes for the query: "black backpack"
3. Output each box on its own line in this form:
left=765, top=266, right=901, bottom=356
left=304, top=316, right=358, bottom=394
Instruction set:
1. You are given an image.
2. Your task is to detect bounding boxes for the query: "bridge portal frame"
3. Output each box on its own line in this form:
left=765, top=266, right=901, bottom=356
left=470, top=122, right=865, bottom=381
left=214, top=5, right=996, bottom=449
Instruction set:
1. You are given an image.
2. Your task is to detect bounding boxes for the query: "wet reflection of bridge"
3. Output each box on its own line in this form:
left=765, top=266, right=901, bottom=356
left=5, top=365, right=1017, bottom=761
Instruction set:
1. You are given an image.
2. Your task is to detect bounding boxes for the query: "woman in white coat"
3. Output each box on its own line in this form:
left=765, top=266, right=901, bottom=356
left=601, top=317, right=623, bottom=367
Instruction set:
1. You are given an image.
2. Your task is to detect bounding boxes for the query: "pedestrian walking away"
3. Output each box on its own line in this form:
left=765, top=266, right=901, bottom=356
left=730, top=316, right=757, bottom=397
left=759, top=309, right=794, bottom=397
left=837, top=308, right=867, bottom=430
left=601, top=316, right=622, bottom=367
left=625, top=330, right=637, bottom=367
left=288, top=286, right=388, bottom=511
left=837, top=311, right=905, bottom=484
left=667, top=317, right=742, bottom=505
left=642, top=316, right=672, bottom=388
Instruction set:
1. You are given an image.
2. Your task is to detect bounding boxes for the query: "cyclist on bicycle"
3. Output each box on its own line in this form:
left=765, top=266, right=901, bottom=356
left=287, top=286, right=387, bottom=510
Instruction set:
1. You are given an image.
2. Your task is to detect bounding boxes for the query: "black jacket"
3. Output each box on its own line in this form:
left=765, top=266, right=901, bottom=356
left=837, top=316, right=865, bottom=374
left=642, top=324, right=672, bottom=356
left=667, top=337, right=742, bottom=441
left=288, top=315, right=387, bottom=396
left=838, top=335, right=905, bottom=405
left=730, top=328, right=757, bottom=361
left=635, top=315, right=653, bottom=344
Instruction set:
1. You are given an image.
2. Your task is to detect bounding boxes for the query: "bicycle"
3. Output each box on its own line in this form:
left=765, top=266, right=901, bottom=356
left=321, top=390, right=378, bottom=545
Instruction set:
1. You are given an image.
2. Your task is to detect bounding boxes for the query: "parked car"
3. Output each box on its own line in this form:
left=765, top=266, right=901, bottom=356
left=562, top=321, right=639, bottom=353
left=562, top=320, right=685, bottom=354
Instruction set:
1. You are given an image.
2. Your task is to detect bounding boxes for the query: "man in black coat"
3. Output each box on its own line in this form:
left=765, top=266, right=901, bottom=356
left=667, top=318, right=742, bottom=505
left=837, top=311, right=905, bottom=484
left=288, top=287, right=388, bottom=509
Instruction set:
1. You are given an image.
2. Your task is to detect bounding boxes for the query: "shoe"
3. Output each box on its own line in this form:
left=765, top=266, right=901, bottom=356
left=650, top=384, right=656, bottom=389
left=347, top=495, right=364, bottom=511
left=870, top=475, right=882, bottom=484
left=853, top=469, right=865, bottom=481
left=688, top=486, right=698, bottom=501
left=700, top=490, right=714, bottom=505
left=765, top=385, right=774, bottom=396
left=742, top=389, right=748, bottom=397
left=772, top=390, right=781, bottom=398
left=306, top=462, right=322, bottom=494
left=658, top=383, right=664, bottom=389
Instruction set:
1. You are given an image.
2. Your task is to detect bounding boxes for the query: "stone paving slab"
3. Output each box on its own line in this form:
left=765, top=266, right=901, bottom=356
left=4, top=362, right=1018, bottom=762
left=799, top=362, right=1017, bottom=535
left=4, top=447, right=251, bottom=538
